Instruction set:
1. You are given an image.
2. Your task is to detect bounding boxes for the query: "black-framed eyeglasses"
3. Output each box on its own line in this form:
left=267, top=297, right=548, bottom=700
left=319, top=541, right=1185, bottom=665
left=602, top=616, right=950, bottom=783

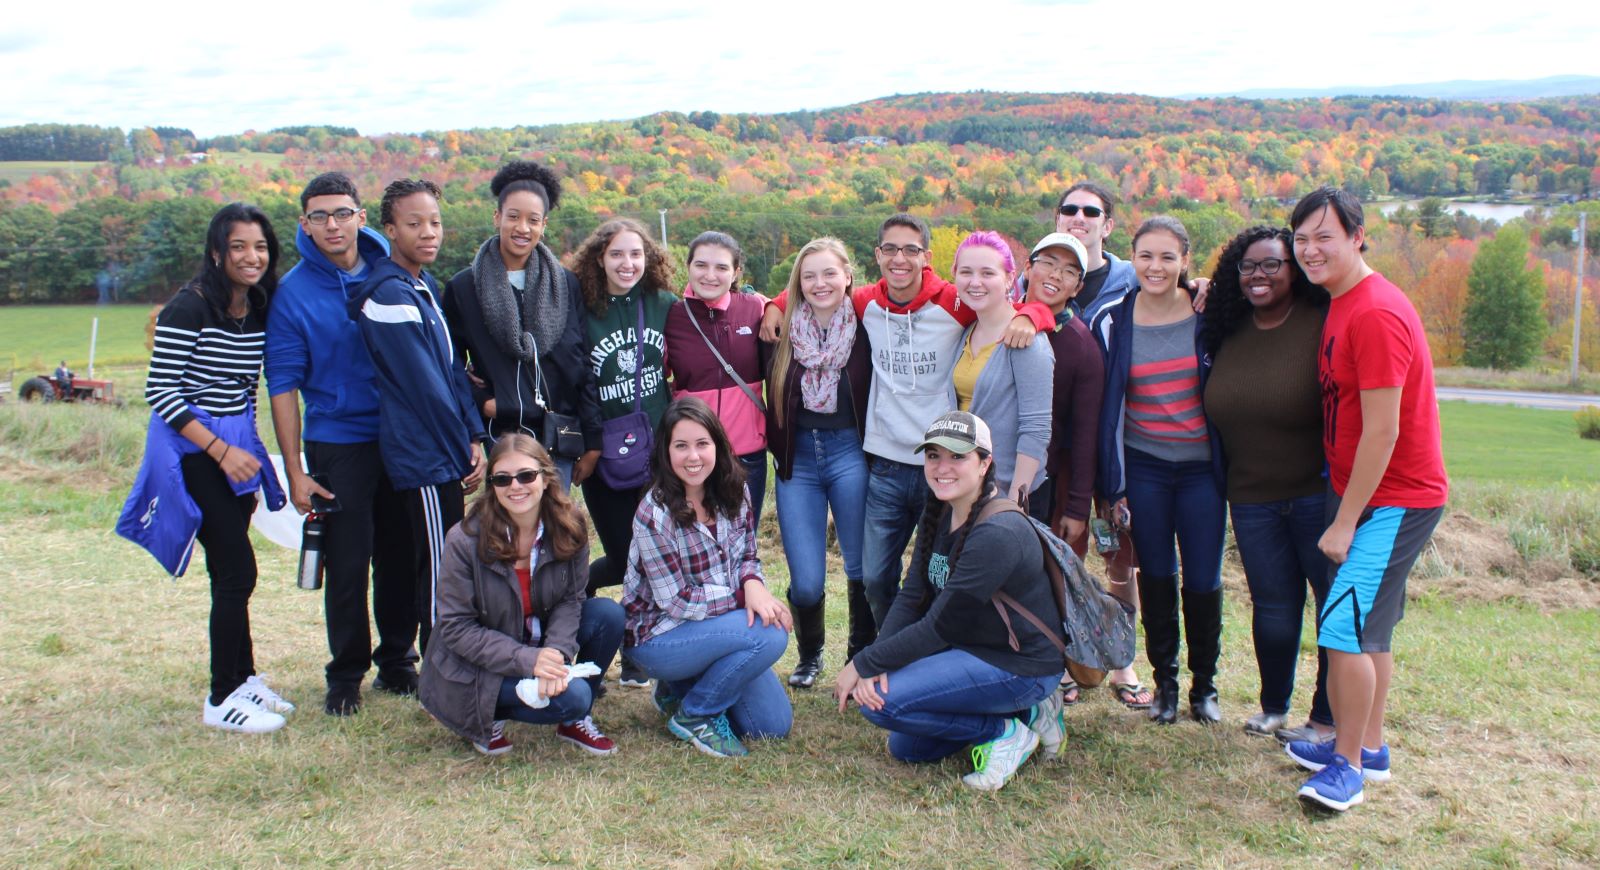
left=489, top=469, right=542, bottom=487
left=305, top=208, right=359, bottom=226
left=1238, top=258, right=1285, bottom=276
left=877, top=243, right=926, bottom=258
left=1058, top=204, right=1104, bottom=218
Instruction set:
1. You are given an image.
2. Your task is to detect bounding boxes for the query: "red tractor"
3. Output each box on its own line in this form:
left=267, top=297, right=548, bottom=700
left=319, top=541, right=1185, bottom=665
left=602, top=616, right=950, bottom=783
left=16, top=372, right=122, bottom=405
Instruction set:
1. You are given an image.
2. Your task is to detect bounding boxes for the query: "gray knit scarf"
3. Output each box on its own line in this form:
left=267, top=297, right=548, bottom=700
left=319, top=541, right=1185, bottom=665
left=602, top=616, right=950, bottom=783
left=472, top=235, right=567, bottom=361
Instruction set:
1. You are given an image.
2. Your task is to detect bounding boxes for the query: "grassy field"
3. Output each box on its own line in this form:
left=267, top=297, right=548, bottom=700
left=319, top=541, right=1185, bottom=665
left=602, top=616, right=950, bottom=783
left=1439, top=401, right=1600, bottom=486
left=0, top=304, right=157, bottom=373
left=0, top=160, right=103, bottom=186
left=2, top=390, right=1598, bottom=866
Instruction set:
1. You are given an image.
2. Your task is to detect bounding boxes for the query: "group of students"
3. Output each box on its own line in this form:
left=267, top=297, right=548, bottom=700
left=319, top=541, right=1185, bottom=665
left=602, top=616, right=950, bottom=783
left=121, top=161, right=1446, bottom=807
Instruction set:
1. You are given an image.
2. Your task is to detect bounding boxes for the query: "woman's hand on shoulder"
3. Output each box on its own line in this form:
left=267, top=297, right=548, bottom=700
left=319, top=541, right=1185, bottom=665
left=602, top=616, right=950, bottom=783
left=742, top=579, right=792, bottom=630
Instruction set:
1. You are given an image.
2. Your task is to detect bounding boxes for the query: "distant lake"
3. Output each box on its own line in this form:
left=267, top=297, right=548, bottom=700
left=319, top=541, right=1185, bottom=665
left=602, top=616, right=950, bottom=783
left=1373, top=200, right=1547, bottom=223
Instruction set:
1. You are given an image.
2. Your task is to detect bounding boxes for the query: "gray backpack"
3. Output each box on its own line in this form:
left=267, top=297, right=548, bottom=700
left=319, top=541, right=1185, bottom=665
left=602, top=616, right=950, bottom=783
left=976, top=499, right=1137, bottom=673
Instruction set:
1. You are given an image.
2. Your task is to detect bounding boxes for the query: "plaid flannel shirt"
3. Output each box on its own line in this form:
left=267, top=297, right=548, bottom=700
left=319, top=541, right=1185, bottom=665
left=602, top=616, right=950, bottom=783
left=622, top=489, right=763, bottom=645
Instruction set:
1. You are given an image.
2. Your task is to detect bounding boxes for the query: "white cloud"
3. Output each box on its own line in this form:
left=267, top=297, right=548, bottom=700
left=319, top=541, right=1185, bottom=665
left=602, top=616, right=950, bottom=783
left=0, top=0, right=1593, bottom=136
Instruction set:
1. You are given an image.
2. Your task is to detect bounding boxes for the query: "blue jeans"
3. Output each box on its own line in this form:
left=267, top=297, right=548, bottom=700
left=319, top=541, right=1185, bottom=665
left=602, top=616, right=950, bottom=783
left=493, top=597, right=624, bottom=725
left=629, top=610, right=792, bottom=739
left=739, top=452, right=769, bottom=524
left=1231, top=496, right=1333, bottom=724
left=776, top=427, right=868, bottom=608
left=861, top=456, right=930, bottom=624
left=1124, top=448, right=1225, bottom=593
left=859, top=649, right=1061, bottom=763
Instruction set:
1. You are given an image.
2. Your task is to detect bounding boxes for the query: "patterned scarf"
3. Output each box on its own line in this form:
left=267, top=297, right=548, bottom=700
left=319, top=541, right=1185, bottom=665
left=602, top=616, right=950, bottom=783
left=788, top=300, right=857, bottom=414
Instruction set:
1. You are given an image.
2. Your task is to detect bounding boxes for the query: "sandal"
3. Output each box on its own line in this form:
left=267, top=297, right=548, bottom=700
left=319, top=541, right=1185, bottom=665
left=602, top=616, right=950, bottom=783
left=1113, top=682, right=1153, bottom=710
left=1060, top=678, right=1082, bottom=706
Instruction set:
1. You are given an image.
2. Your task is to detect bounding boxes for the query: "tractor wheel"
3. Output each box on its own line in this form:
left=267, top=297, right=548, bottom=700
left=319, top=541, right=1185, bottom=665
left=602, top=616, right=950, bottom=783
left=19, top=377, right=55, bottom=402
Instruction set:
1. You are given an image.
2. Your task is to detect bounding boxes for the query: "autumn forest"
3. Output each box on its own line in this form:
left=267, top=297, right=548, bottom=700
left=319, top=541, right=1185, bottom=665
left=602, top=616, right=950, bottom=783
left=2, top=90, right=1597, bottom=368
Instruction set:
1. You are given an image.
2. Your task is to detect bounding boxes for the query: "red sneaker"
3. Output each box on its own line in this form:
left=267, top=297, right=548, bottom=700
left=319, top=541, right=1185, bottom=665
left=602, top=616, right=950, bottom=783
left=556, top=716, right=617, bottom=756
left=473, top=720, right=512, bottom=756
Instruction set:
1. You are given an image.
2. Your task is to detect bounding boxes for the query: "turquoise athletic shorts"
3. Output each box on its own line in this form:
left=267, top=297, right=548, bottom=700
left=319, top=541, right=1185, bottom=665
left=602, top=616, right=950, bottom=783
left=1317, top=494, right=1444, bottom=654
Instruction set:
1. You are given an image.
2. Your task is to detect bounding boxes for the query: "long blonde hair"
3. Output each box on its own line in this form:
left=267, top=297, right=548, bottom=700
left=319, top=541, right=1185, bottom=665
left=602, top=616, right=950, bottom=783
left=768, top=237, right=855, bottom=429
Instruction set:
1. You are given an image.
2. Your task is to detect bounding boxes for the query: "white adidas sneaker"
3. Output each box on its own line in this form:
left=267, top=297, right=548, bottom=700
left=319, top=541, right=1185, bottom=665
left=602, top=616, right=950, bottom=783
left=240, top=675, right=296, bottom=715
left=204, top=687, right=287, bottom=734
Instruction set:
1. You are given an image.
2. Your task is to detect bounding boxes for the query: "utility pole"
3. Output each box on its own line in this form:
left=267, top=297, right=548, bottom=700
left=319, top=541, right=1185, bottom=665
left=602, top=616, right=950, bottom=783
left=659, top=209, right=668, bottom=246
left=1574, top=212, right=1587, bottom=387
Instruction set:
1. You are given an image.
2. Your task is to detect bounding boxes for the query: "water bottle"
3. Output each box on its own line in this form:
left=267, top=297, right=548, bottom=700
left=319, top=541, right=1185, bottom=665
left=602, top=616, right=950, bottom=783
left=297, top=513, right=327, bottom=590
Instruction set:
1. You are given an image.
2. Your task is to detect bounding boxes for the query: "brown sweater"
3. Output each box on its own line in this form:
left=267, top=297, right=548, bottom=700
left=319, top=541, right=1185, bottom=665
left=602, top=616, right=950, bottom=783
left=1201, top=303, right=1327, bottom=503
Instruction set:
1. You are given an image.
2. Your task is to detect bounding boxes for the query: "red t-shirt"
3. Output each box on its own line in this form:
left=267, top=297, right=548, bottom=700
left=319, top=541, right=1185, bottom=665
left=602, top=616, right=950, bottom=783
left=1318, top=272, right=1449, bottom=507
left=515, top=566, right=533, bottom=618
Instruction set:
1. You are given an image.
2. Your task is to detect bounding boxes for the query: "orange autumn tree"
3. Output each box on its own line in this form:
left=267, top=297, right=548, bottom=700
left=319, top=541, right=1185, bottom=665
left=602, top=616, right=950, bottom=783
left=1410, top=239, right=1475, bottom=365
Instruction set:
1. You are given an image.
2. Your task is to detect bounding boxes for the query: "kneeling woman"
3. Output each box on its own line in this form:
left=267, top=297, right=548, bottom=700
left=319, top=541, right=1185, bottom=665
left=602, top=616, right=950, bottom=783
left=420, top=434, right=623, bottom=757
left=835, top=411, right=1066, bottom=792
left=623, top=398, right=793, bottom=758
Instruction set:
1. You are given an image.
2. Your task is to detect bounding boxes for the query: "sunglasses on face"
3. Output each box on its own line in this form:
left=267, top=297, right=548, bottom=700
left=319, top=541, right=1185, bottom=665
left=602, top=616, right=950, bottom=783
left=1057, top=204, right=1104, bottom=218
left=489, top=469, right=542, bottom=487
left=1237, top=258, right=1285, bottom=275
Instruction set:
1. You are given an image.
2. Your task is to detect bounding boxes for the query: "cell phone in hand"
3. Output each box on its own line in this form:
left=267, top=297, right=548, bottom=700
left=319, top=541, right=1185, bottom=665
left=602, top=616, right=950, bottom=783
left=309, top=472, right=342, bottom=514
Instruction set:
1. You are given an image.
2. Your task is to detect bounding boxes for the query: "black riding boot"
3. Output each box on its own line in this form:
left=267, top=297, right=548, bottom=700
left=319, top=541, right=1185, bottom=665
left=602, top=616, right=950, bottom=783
left=1184, top=587, right=1224, bottom=724
left=788, top=595, right=826, bottom=688
left=1138, top=573, right=1181, bottom=725
left=845, top=581, right=876, bottom=662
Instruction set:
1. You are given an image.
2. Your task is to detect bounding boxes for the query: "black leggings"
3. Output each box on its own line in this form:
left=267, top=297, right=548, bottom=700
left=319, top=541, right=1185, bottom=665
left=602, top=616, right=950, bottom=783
left=181, top=452, right=260, bottom=705
left=580, top=475, right=647, bottom=594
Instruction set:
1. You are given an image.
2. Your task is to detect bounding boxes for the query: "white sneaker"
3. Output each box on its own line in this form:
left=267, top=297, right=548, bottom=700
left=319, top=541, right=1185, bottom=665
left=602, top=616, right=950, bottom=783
left=961, top=719, right=1039, bottom=792
left=204, top=689, right=287, bottom=734
left=1028, top=689, right=1066, bottom=760
left=241, top=675, right=296, bottom=715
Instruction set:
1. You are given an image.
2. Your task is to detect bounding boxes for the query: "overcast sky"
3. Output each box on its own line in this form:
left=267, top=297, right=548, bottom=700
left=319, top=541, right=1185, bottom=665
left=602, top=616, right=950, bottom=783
left=3, top=0, right=1594, bottom=137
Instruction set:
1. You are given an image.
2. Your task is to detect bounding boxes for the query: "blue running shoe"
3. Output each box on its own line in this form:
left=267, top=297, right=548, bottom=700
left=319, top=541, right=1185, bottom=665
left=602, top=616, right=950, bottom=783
left=1298, top=754, right=1364, bottom=811
left=1285, top=738, right=1391, bottom=782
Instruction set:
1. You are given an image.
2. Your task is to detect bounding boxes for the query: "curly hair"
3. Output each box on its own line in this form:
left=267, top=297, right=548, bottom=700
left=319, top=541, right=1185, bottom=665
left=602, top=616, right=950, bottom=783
left=465, top=434, right=588, bottom=565
left=379, top=178, right=442, bottom=226
left=568, top=217, right=675, bottom=317
left=490, top=160, right=562, bottom=212
left=1200, top=225, right=1328, bottom=355
left=649, top=397, right=749, bottom=529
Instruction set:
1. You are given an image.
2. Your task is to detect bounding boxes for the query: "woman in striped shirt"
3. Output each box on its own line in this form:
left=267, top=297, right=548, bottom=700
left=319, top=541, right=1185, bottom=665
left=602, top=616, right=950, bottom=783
left=144, top=203, right=292, bottom=733
left=1094, top=216, right=1226, bottom=726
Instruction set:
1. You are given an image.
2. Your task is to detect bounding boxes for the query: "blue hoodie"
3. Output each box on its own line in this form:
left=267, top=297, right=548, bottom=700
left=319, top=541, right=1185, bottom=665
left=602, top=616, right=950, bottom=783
left=264, top=225, right=391, bottom=444
left=345, top=257, right=485, bottom=490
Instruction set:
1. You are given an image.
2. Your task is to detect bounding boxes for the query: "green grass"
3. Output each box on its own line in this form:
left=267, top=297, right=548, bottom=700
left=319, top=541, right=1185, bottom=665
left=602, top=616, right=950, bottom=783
left=0, top=304, right=157, bottom=373
left=0, top=160, right=102, bottom=186
left=1439, top=401, right=1600, bottom=486
left=1, top=378, right=1598, bottom=866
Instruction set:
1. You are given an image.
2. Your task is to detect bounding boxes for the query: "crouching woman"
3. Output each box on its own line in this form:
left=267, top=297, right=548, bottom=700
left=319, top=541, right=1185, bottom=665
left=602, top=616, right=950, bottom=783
left=835, top=411, right=1066, bottom=792
left=623, top=397, right=794, bottom=758
left=420, top=434, right=623, bottom=757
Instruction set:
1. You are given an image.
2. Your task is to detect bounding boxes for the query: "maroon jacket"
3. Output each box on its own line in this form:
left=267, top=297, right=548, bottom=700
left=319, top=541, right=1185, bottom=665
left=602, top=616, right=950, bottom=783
left=664, top=292, right=769, bottom=455
left=1046, top=314, right=1104, bottom=523
left=763, top=319, right=872, bottom=481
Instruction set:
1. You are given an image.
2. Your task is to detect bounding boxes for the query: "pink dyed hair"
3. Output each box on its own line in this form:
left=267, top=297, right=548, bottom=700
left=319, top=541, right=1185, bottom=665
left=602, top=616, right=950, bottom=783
left=954, top=230, right=1016, bottom=274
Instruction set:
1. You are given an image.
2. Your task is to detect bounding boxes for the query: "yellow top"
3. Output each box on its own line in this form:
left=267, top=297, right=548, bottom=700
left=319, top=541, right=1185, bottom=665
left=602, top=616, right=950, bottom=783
left=952, top=337, right=999, bottom=412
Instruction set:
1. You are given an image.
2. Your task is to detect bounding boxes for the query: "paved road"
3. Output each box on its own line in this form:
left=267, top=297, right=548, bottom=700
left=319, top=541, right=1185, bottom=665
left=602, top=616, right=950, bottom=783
left=1436, top=386, right=1600, bottom=411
